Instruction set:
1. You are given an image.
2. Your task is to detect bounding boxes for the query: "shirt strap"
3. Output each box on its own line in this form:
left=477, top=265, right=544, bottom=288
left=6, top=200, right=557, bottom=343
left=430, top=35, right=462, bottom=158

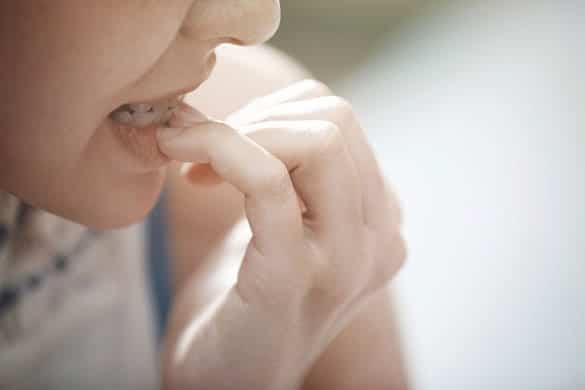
left=146, top=191, right=173, bottom=341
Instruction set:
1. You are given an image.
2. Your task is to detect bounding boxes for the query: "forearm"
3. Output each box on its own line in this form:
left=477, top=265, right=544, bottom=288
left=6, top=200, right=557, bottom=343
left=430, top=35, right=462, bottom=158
left=163, top=287, right=310, bottom=390
left=302, top=287, right=410, bottom=390
left=164, top=231, right=408, bottom=390
left=166, top=179, right=409, bottom=390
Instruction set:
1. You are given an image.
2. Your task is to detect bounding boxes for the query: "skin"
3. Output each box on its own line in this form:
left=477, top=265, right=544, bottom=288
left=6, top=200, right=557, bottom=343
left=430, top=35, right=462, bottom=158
left=0, top=1, right=409, bottom=389
left=0, top=0, right=279, bottom=227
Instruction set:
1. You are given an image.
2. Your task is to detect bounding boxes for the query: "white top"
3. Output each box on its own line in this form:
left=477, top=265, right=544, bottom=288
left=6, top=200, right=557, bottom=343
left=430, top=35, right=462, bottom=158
left=0, top=192, right=159, bottom=389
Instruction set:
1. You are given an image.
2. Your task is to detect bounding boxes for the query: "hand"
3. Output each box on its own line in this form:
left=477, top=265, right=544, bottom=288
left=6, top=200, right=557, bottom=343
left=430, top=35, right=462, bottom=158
left=157, top=80, right=406, bottom=390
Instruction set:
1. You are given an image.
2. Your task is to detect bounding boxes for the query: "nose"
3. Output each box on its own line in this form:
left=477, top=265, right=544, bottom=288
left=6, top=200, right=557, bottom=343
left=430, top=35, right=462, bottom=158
left=182, top=0, right=281, bottom=46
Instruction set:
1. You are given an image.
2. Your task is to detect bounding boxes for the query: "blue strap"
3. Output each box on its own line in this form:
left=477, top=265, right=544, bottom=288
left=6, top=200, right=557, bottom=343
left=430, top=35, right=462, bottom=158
left=146, top=192, right=173, bottom=340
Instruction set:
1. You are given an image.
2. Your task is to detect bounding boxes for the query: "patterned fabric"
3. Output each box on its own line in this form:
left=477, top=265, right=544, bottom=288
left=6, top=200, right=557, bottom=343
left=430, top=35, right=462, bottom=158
left=0, top=191, right=160, bottom=389
left=0, top=192, right=20, bottom=268
left=0, top=192, right=101, bottom=342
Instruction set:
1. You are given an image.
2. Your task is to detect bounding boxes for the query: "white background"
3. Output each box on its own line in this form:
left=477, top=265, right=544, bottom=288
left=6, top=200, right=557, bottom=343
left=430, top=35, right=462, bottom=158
left=341, top=1, right=585, bottom=388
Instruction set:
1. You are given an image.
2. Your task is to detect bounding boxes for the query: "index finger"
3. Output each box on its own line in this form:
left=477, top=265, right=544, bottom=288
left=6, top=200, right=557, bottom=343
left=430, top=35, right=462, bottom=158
left=157, top=121, right=304, bottom=256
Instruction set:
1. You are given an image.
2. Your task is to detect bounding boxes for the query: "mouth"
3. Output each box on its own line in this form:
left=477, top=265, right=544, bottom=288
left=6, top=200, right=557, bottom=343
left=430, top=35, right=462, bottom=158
left=109, top=95, right=184, bottom=128
left=109, top=52, right=217, bottom=129
left=104, top=91, right=188, bottom=172
left=104, top=53, right=216, bottom=171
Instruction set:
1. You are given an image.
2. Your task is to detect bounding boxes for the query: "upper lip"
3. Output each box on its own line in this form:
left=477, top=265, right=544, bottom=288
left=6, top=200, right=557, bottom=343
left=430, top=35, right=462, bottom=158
left=132, top=52, right=217, bottom=105
left=129, top=79, right=202, bottom=107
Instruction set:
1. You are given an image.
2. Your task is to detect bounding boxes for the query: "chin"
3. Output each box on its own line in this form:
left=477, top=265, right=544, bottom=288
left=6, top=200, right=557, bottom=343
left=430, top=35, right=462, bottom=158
left=69, top=169, right=167, bottom=230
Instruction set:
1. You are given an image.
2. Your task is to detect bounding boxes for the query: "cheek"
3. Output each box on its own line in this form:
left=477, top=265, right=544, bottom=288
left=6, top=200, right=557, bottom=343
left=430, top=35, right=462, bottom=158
left=6, top=2, right=183, bottom=122
left=0, top=117, right=167, bottom=229
left=61, top=122, right=169, bottom=228
left=0, top=3, right=183, bottom=227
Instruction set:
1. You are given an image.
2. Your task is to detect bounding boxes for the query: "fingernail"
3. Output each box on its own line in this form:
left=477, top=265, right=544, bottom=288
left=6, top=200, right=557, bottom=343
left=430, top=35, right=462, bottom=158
left=156, top=127, right=210, bottom=164
left=156, top=127, right=184, bottom=142
left=171, top=104, right=209, bottom=127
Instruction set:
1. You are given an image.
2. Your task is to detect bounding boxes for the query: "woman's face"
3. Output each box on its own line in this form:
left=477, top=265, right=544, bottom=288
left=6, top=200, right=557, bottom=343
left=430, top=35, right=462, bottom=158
left=0, top=0, right=280, bottom=228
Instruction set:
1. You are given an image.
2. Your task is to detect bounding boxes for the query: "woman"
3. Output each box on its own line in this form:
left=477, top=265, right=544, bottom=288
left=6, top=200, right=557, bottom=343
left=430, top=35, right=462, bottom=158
left=0, top=1, right=408, bottom=389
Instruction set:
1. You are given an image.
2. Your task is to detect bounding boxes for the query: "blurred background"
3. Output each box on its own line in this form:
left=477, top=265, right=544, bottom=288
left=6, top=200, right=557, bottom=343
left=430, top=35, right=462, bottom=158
left=272, top=0, right=585, bottom=389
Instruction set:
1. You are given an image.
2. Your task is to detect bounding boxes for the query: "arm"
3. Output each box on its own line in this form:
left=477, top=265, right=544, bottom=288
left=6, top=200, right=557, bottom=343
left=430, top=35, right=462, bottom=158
left=165, top=45, right=409, bottom=389
left=302, top=288, right=409, bottom=390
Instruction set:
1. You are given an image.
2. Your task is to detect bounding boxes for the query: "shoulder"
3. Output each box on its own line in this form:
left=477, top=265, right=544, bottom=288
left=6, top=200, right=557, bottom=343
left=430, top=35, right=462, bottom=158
left=184, top=44, right=310, bottom=119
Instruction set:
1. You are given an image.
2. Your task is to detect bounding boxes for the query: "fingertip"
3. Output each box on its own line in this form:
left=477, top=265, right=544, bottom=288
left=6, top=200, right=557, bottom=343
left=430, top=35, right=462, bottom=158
left=170, top=102, right=211, bottom=127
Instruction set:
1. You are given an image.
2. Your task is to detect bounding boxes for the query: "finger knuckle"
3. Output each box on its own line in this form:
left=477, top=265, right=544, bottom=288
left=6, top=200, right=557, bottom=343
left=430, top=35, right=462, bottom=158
left=240, top=96, right=265, bottom=113
left=314, top=121, right=345, bottom=156
left=375, top=231, right=407, bottom=286
left=385, top=185, right=405, bottom=227
left=323, top=96, right=355, bottom=125
left=253, top=160, right=292, bottom=198
left=311, top=273, right=354, bottom=308
left=397, top=235, right=408, bottom=268
left=307, top=249, right=360, bottom=308
left=301, top=79, right=332, bottom=96
left=391, top=228, right=408, bottom=261
left=329, top=95, right=352, bottom=111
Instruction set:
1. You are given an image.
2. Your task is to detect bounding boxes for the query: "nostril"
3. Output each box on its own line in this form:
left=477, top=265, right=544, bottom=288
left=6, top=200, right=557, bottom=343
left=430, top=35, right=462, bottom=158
left=227, top=38, right=244, bottom=46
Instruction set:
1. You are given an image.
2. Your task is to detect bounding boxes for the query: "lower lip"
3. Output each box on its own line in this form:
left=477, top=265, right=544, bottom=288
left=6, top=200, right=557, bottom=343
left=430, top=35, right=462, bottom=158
left=107, top=103, right=210, bottom=172
left=108, top=118, right=170, bottom=172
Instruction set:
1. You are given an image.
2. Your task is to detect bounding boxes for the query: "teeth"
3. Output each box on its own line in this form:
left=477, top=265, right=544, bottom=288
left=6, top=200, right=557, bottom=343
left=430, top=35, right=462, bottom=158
left=111, top=110, right=134, bottom=125
left=130, top=103, right=154, bottom=114
left=110, top=96, right=184, bottom=128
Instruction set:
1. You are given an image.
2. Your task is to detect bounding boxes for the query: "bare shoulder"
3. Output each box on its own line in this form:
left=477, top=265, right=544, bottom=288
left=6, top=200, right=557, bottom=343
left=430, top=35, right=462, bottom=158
left=184, top=44, right=310, bottom=119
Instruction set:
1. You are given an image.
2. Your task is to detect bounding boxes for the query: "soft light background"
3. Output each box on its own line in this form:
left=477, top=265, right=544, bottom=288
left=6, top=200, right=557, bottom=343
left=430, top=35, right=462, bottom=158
left=273, top=1, right=585, bottom=389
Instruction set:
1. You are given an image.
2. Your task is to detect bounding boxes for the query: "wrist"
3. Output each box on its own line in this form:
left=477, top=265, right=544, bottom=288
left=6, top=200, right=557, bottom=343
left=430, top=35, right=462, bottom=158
left=163, top=289, right=307, bottom=390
